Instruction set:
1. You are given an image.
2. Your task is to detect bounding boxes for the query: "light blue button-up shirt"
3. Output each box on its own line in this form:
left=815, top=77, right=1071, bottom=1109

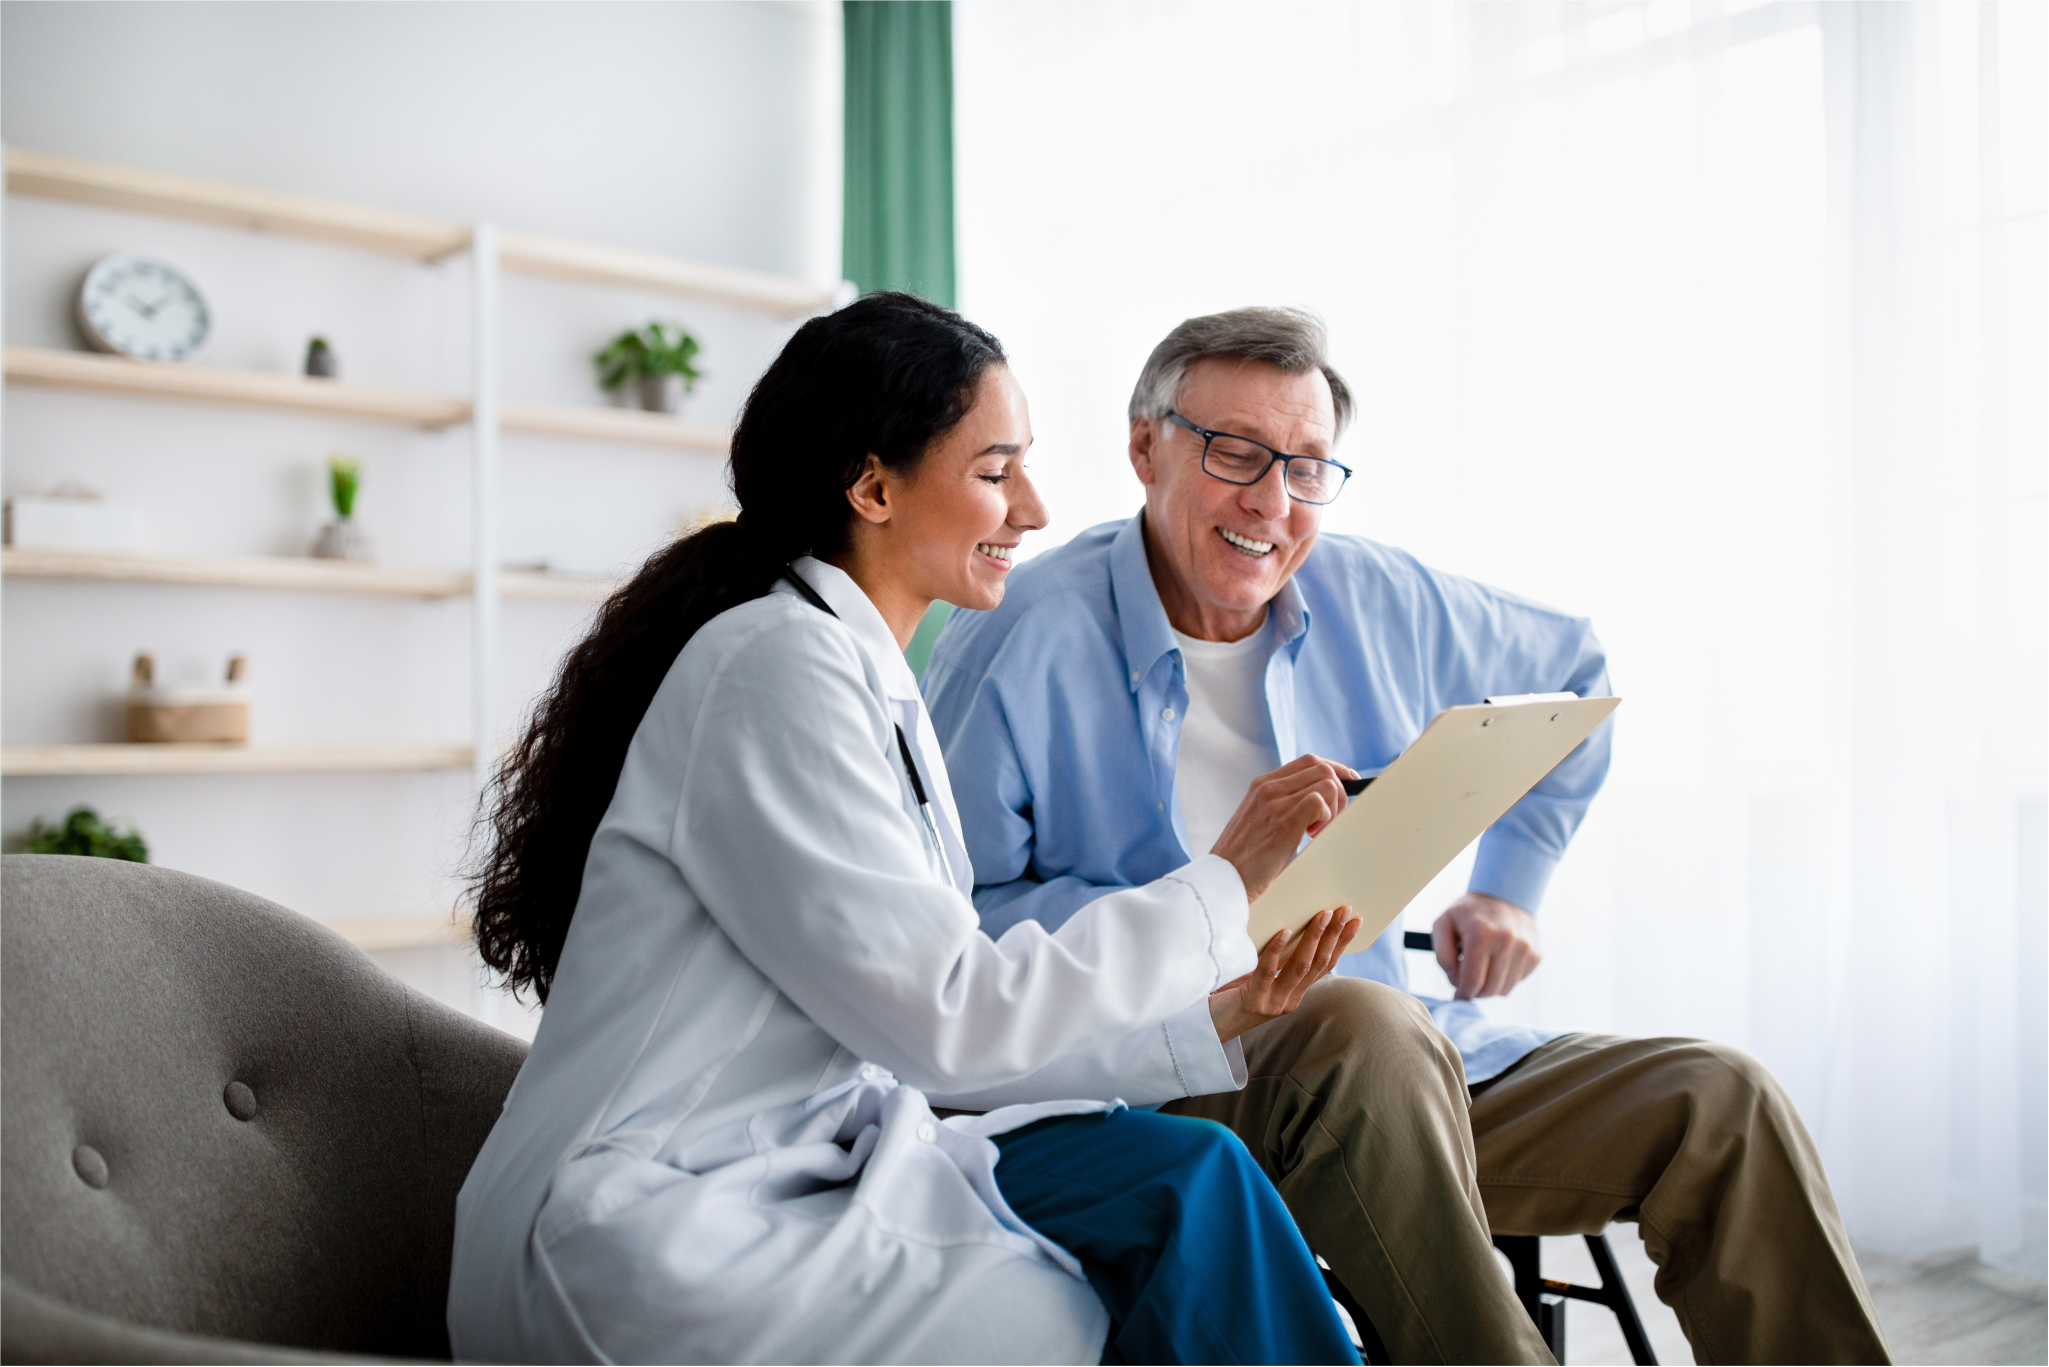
left=924, top=514, right=1615, bottom=1083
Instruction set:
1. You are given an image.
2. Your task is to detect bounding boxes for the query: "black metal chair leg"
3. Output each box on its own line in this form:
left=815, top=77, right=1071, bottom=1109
left=1493, top=1234, right=1566, bottom=1359
left=1584, top=1233, right=1657, bottom=1365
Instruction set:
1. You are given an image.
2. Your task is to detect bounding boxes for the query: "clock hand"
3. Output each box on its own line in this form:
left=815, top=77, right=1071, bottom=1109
left=124, top=293, right=161, bottom=319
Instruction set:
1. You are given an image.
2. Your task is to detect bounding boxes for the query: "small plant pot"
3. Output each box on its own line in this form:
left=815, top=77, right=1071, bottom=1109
left=312, top=520, right=372, bottom=561
left=639, top=374, right=689, bottom=414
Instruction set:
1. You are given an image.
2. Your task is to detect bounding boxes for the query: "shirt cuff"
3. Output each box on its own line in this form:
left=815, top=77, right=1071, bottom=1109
left=1162, top=997, right=1248, bottom=1097
left=1469, top=830, right=1560, bottom=914
left=1164, top=852, right=1257, bottom=983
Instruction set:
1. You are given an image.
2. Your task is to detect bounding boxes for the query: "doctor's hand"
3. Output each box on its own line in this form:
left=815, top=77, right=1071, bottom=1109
left=1210, top=754, right=1360, bottom=901
left=1208, top=908, right=1361, bottom=1043
left=1433, top=892, right=1542, bottom=999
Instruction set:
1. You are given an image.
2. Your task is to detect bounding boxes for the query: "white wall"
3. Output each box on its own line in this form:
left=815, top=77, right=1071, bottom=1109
left=2, top=2, right=838, bottom=1030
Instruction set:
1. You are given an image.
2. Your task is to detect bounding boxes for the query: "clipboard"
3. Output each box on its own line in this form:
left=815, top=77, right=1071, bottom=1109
left=1246, top=693, right=1621, bottom=949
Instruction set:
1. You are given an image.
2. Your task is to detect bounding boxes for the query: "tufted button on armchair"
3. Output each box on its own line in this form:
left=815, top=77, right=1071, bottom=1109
left=1, top=855, right=528, bottom=1364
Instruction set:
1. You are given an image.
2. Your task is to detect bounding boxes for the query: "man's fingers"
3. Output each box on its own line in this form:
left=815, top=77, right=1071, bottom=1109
left=1456, top=938, right=1494, bottom=1000
left=1433, top=914, right=1461, bottom=985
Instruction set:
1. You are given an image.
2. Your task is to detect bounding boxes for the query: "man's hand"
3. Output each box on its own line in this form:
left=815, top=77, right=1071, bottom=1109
left=1209, top=754, right=1359, bottom=901
left=1432, top=892, right=1541, bottom=999
left=1208, top=907, right=1360, bottom=1043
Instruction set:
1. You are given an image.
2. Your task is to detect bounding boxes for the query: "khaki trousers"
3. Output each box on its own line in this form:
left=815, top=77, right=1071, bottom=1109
left=1161, top=978, right=1892, bottom=1366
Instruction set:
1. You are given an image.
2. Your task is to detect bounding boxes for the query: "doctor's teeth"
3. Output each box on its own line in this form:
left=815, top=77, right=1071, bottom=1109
left=1221, top=529, right=1276, bottom=556
left=976, top=543, right=1012, bottom=562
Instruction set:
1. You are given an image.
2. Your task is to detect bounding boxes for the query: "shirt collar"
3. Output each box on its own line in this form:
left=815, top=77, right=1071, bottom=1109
left=778, top=556, right=923, bottom=703
left=1109, top=512, right=1313, bottom=689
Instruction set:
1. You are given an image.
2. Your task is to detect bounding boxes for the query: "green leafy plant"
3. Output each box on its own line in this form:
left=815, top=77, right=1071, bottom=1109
left=594, top=321, right=703, bottom=391
left=27, top=806, right=148, bottom=862
left=329, top=456, right=361, bottom=520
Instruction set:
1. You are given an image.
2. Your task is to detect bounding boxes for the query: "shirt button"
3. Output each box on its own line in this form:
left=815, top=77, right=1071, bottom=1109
left=859, top=1064, right=881, bottom=1082
left=1130, top=670, right=1141, bottom=684
left=916, top=1121, right=939, bottom=1145
left=1161, top=706, right=1176, bottom=721
left=1157, top=800, right=1165, bottom=811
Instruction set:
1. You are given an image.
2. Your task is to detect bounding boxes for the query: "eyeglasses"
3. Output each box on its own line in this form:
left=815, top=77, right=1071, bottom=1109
left=1163, top=411, right=1352, bottom=506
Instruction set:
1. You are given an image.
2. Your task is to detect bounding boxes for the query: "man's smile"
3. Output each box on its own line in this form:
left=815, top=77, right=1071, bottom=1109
left=1218, top=526, right=1277, bottom=558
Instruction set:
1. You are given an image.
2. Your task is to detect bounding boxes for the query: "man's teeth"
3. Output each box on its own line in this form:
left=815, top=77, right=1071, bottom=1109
left=1220, top=528, right=1276, bottom=557
left=976, top=543, right=1013, bottom=562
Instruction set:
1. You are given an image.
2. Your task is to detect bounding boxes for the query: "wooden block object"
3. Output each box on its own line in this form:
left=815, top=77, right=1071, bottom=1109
left=127, top=699, right=249, bottom=744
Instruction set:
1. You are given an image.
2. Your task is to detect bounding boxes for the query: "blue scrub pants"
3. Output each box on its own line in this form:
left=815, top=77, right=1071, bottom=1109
left=992, top=1109, right=1361, bottom=1366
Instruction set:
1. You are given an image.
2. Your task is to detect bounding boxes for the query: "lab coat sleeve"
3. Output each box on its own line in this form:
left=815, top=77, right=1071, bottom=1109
left=671, top=609, right=1258, bottom=1097
left=925, top=994, right=1247, bottom=1109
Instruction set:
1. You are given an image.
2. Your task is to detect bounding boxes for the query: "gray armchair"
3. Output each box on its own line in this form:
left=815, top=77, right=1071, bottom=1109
left=1, top=855, right=528, bottom=1363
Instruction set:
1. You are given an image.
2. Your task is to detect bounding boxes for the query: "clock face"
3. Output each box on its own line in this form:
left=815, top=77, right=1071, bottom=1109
left=76, top=255, right=210, bottom=362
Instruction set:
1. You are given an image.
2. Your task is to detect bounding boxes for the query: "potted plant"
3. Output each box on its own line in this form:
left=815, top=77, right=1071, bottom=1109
left=311, top=455, right=371, bottom=560
left=27, top=805, right=148, bottom=862
left=595, top=321, right=703, bottom=414
left=304, top=335, right=338, bottom=378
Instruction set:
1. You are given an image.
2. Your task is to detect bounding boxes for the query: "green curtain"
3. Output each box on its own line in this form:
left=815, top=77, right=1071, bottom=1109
left=843, top=0, right=955, bottom=307
left=844, top=0, right=956, bottom=676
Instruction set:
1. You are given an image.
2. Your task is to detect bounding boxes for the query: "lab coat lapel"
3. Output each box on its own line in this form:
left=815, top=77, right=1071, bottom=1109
left=783, top=558, right=975, bottom=895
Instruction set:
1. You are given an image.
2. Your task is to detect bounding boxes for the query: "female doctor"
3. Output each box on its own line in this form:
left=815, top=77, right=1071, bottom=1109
left=450, top=293, right=1366, bottom=1365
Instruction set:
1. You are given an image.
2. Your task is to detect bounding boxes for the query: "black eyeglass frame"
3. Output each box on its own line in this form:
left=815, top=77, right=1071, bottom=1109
left=1162, top=411, right=1353, bottom=505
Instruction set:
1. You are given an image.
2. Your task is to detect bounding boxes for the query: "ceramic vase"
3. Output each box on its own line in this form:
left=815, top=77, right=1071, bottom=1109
left=639, top=373, right=687, bottom=414
left=312, top=519, right=372, bottom=561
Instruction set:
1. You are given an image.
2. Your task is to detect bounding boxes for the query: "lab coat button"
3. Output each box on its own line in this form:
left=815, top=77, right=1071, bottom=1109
left=859, top=1064, right=882, bottom=1082
left=916, top=1121, right=938, bottom=1145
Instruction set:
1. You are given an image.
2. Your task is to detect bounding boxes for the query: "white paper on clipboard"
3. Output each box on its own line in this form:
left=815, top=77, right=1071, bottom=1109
left=1246, top=693, right=1621, bottom=949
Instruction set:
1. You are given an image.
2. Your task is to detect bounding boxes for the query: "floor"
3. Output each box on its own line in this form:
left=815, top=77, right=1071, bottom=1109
left=1540, top=1230, right=2047, bottom=1366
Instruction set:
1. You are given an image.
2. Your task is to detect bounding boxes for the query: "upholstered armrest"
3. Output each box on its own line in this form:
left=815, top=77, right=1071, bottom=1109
left=0, top=1270, right=452, bottom=1367
left=0, top=1277, right=413, bottom=1364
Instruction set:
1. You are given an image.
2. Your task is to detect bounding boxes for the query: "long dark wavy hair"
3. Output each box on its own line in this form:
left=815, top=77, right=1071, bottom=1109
left=470, top=292, right=1006, bottom=1002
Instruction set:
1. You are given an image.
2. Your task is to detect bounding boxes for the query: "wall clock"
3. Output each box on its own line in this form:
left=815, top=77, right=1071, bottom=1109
left=75, top=254, right=210, bottom=362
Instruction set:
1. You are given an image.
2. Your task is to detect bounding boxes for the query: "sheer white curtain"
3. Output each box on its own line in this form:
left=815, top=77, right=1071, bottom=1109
left=956, top=1, right=2044, bottom=1273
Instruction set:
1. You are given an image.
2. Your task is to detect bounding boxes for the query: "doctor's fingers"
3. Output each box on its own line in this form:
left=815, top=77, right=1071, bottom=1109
left=1243, top=914, right=1332, bottom=1013
left=1276, top=910, right=1356, bottom=1011
left=1313, top=908, right=1362, bottom=977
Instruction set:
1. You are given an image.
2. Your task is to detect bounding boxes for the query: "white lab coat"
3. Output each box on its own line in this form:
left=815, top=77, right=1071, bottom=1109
left=447, top=558, right=1257, bottom=1365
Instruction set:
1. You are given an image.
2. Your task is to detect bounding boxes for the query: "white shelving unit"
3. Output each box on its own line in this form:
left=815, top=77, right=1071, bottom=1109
left=3, top=147, right=832, bottom=947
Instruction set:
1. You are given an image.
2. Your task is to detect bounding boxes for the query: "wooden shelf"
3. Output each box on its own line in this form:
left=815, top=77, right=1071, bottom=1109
left=7, top=147, right=835, bottom=316
left=325, top=911, right=472, bottom=952
left=5, top=346, right=468, bottom=429
left=7, top=348, right=733, bottom=456
left=497, top=229, right=833, bottom=318
left=500, top=400, right=730, bottom=452
left=3, top=546, right=464, bottom=596
left=1, top=743, right=473, bottom=777
left=499, top=568, right=620, bottom=603
left=2, top=547, right=620, bottom=603
left=5, top=147, right=469, bottom=260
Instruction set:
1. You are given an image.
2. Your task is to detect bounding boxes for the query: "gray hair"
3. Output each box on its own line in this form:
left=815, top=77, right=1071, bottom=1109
left=1128, top=307, right=1354, bottom=438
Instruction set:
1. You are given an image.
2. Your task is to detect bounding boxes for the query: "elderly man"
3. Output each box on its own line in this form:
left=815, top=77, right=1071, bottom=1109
left=924, top=308, right=1890, bottom=1365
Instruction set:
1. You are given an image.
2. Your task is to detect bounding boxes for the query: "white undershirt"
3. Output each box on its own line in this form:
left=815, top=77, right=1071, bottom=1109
left=1171, top=614, right=1281, bottom=860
